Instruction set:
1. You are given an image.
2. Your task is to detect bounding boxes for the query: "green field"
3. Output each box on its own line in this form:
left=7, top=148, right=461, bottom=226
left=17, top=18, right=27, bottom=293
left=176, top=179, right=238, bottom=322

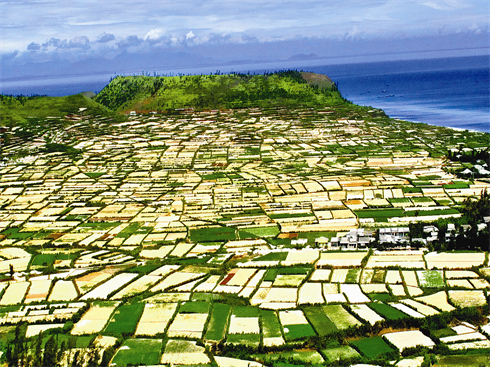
left=303, top=307, right=338, bottom=336
left=226, top=333, right=260, bottom=346
left=283, top=323, right=316, bottom=341
left=321, top=346, right=361, bottom=364
left=435, top=354, right=490, bottom=366
left=368, top=302, right=408, bottom=320
left=322, top=305, right=362, bottom=330
left=190, top=226, right=236, bottom=242
left=264, top=268, right=279, bottom=281
left=233, top=305, right=259, bottom=317
left=350, top=336, right=396, bottom=359
left=204, top=303, right=231, bottom=341
left=239, top=226, right=280, bottom=238
left=418, top=270, right=445, bottom=288
left=253, top=350, right=325, bottom=365
left=260, top=309, right=283, bottom=338
left=345, top=268, right=360, bottom=283
left=354, top=208, right=404, bottom=219
left=253, top=252, right=288, bottom=262
left=103, top=302, right=145, bottom=336
left=179, top=301, right=211, bottom=314
left=111, top=338, right=162, bottom=366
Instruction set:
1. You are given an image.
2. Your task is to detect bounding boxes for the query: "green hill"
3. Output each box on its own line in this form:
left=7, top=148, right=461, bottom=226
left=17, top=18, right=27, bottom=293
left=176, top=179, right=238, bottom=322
left=94, top=70, right=347, bottom=112
left=0, top=93, right=112, bottom=127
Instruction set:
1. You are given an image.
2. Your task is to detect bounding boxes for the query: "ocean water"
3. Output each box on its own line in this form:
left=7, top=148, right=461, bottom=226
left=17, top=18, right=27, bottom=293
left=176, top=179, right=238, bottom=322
left=1, top=55, right=489, bottom=132
left=307, top=56, right=490, bottom=133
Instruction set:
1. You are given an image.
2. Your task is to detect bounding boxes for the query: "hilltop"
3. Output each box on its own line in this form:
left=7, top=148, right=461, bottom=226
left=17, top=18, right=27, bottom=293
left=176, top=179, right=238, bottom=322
left=93, top=70, right=344, bottom=113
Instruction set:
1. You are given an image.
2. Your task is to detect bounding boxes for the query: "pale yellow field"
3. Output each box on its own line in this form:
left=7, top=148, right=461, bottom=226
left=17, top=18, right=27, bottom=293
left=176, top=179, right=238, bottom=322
left=279, top=310, right=309, bottom=325
left=0, top=281, right=29, bottom=305
left=135, top=302, right=178, bottom=336
left=416, top=291, right=455, bottom=312
left=298, top=282, right=324, bottom=304
left=25, top=279, right=52, bottom=303
left=228, top=316, right=260, bottom=334
left=448, top=290, right=487, bottom=308
left=71, top=303, right=119, bottom=335
left=264, top=287, right=297, bottom=303
left=48, top=280, right=79, bottom=301
left=26, top=324, right=64, bottom=338
left=383, top=330, right=435, bottom=351
left=309, top=269, right=331, bottom=282
left=112, top=275, right=162, bottom=299
left=167, top=313, right=208, bottom=338
left=317, top=251, right=367, bottom=267
left=151, top=272, right=205, bottom=292
left=401, top=299, right=439, bottom=316
left=425, top=252, right=485, bottom=269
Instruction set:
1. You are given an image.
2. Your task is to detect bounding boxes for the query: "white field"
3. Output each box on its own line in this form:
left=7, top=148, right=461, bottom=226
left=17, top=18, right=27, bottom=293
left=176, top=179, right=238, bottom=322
left=440, top=332, right=487, bottom=344
left=331, top=269, right=349, bottom=283
left=72, top=302, right=119, bottom=335
left=445, top=270, right=479, bottom=279
left=194, top=275, right=221, bottom=292
left=0, top=281, right=29, bottom=305
left=401, top=271, right=419, bottom=287
left=246, top=269, right=266, bottom=288
left=309, top=269, right=331, bottom=282
left=400, top=299, right=439, bottom=316
left=149, top=264, right=180, bottom=276
left=425, top=252, right=485, bottom=269
left=317, top=251, right=367, bottom=267
left=135, top=302, right=178, bottom=336
left=80, top=273, right=138, bottom=300
left=25, top=279, right=52, bottom=303
left=389, top=284, right=406, bottom=297
left=361, top=284, right=388, bottom=293
left=448, top=290, right=487, bottom=308
left=298, top=282, right=324, bottom=304
left=75, top=271, right=113, bottom=294
left=112, top=275, right=162, bottom=299
left=213, top=285, right=243, bottom=294
left=389, top=303, right=424, bottom=318
left=151, top=272, right=205, bottom=292
left=384, top=330, right=435, bottom=351
left=386, top=270, right=403, bottom=284
left=250, top=288, right=271, bottom=305
left=140, top=246, right=174, bottom=259
left=174, top=278, right=205, bottom=292
left=469, top=278, right=490, bottom=289
left=161, top=340, right=210, bottom=365
left=282, top=249, right=319, bottom=265
left=263, top=337, right=285, bottom=347
left=169, top=243, right=194, bottom=257
left=366, top=251, right=425, bottom=269
left=324, top=294, right=347, bottom=304
left=323, top=283, right=339, bottom=294
left=167, top=313, right=208, bottom=338
left=48, top=280, right=79, bottom=301
left=228, top=316, right=260, bottom=334
left=227, top=268, right=257, bottom=286
left=416, top=291, right=455, bottom=312
left=407, top=286, right=424, bottom=297
left=340, top=284, right=370, bottom=303
left=447, top=279, right=473, bottom=288
left=26, top=324, right=64, bottom=338
left=350, top=304, right=384, bottom=325
left=279, top=310, right=309, bottom=325
left=264, top=287, right=297, bottom=303
left=447, top=340, right=490, bottom=350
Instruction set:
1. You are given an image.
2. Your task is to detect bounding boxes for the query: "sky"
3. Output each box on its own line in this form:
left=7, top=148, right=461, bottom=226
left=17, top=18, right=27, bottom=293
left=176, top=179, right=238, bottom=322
left=1, top=0, right=489, bottom=79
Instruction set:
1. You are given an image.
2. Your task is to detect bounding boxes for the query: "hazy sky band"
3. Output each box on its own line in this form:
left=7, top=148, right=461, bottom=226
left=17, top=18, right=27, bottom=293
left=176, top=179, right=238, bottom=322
left=2, top=0, right=489, bottom=53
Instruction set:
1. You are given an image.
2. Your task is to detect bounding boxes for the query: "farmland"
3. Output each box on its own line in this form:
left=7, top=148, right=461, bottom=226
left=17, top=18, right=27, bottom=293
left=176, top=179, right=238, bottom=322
left=0, top=71, right=489, bottom=366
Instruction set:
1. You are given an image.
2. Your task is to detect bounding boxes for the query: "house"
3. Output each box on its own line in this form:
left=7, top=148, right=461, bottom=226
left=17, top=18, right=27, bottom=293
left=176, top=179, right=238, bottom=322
left=379, top=227, right=409, bottom=245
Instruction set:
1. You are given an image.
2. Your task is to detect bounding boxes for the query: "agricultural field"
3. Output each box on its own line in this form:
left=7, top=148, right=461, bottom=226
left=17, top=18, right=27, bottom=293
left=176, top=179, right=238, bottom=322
left=0, top=93, right=489, bottom=366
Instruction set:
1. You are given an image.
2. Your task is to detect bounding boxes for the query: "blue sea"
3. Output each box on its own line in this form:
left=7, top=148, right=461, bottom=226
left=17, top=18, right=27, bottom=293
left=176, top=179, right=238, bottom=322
left=1, top=55, right=489, bottom=132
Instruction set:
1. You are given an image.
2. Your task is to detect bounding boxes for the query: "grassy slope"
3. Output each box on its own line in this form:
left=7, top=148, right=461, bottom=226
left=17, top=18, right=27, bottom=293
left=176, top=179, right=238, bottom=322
left=0, top=94, right=112, bottom=127
left=94, top=70, right=348, bottom=112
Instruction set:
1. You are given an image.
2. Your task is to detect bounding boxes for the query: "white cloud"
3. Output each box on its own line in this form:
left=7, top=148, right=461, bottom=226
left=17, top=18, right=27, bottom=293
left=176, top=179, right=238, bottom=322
left=186, top=31, right=195, bottom=40
left=145, top=28, right=166, bottom=41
